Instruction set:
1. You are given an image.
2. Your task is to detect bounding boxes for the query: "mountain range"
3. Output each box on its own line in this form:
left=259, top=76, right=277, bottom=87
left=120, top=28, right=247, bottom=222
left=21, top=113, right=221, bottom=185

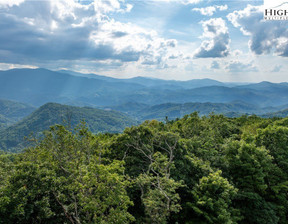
left=2, top=68, right=288, bottom=107
left=1, top=68, right=288, bottom=152
left=103, top=101, right=288, bottom=121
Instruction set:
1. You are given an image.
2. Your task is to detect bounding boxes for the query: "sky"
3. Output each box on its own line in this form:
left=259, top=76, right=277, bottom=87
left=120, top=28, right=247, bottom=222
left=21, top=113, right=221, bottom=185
left=0, top=0, right=287, bottom=82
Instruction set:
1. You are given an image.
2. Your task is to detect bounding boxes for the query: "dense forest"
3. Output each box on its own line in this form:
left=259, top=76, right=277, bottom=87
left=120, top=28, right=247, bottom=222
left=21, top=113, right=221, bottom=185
left=1, top=113, right=288, bottom=223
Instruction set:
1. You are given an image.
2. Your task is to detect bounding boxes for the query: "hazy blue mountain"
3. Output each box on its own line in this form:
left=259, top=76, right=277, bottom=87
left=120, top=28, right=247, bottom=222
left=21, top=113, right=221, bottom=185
left=261, top=108, right=288, bottom=118
left=102, top=102, right=149, bottom=114
left=58, top=70, right=118, bottom=81
left=59, top=69, right=233, bottom=89
left=236, top=81, right=288, bottom=92
left=122, top=77, right=225, bottom=89
left=110, top=101, right=275, bottom=121
left=1, top=68, right=288, bottom=108
left=0, top=68, right=232, bottom=107
left=120, top=86, right=273, bottom=107
left=0, top=99, right=36, bottom=128
left=0, top=103, right=138, bottom=152
left=0, top=68, right=145, bottom=106
left=0, top=99, right=35, bottom=120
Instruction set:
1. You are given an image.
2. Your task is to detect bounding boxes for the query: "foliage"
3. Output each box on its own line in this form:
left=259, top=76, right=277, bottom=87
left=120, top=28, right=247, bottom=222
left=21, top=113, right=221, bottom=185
left=188, top=171, right=239, bottom=224
left=136, top=152, right=182, bottom=224
left=0, top=125, right=134, bottom=224
left=1, top=113, right=288, bottom=223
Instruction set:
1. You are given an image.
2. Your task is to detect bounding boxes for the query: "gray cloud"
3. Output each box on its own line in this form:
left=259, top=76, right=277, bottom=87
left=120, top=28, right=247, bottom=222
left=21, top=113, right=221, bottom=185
left=0, top=0, right=177, bottom=67
left=226, top=61, right=258, bottom=73
left=194, top=18, right=230, bottom=58
left=227, top=5, right=288, bottom=57
left=111, top=31, right=128, bottom=38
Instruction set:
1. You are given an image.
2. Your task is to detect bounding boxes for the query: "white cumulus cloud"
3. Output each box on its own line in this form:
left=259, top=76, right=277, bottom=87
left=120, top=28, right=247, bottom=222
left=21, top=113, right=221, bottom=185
left=227, top=4, right=288, bottom=57
left=192, top=5, right=228, bottom=16
left=148, top=0, right=202, bottom=4
left=0, top=0, right=25, bottom=8
left=194, top=18, right=230, bottom=58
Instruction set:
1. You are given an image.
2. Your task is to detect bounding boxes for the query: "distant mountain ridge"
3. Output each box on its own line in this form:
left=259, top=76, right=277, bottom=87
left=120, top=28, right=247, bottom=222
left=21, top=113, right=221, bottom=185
left=104, top=101, right=287, bottom=121
left=261, top=108, right=288, bottom=118
left=1, top=68, right=288, bottom=108
left=58, top=69, right=243, bottom=88
left=0, top=68, right=145, bottom=106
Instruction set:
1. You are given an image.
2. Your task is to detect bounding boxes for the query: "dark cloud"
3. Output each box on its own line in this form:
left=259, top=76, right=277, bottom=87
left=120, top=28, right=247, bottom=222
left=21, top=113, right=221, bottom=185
left=111, top=31, right=128, bottom=38
left=0, top=0, right=177, bottom=67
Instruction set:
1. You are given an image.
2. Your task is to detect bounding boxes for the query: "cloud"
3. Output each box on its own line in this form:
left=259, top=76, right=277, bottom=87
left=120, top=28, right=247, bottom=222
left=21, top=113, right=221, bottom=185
left=0, top=62, right=37, bottom=70
left=0, top=0, right=25, bottom=8
left=210, top=61, right=220, bottom=69
left=192, top=5, right=228, bottom=16
left=218, top=5, right=228, bottom=11
left=271, top=65, right=282, bottom=72
left=225, top=61, right=258, bottom=73
left=182, top=0, right=203, bottom=4
left=232, top=49, right=243, bottom=57
left=227, top=4, right=288, bottom=57
left=0, top=0, right=177, bottom=68
left=192, top=6, right=217, bottom=16
left=149, top=0, right=202, bottom=4
left=194, top=18, right=230, bottom=58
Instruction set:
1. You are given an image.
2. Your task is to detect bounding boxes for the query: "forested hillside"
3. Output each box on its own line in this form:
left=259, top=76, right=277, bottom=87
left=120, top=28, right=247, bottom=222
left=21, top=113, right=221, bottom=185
left=0, top=99, right=35, bottom=129
left=0, top=103, right=137, bottom=152
left=1, top=113, right=288, bottom=223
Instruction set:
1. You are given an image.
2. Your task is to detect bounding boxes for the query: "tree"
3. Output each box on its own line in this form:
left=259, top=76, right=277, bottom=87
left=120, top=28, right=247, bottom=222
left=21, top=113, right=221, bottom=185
left=109, top=121, right=183, bottom=223
left=188, top=171, right=239, bottom=224
left=255, top=125, right=288, bottom=224
left=223, top=140, right=280, bottom=224
left=0, top=125, right=134, bottom=224
left=136, top=152, right=182, bottom=224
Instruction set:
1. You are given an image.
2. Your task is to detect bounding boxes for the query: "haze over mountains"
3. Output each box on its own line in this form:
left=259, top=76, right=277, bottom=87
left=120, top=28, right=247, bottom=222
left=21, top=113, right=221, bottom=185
left=1, top=68, right=288, bottom=151
left=106, top=101, right=287, bottom=121
left=1, top=68, right=288, bottom=108
left=2, top=68, right=288, bottom=119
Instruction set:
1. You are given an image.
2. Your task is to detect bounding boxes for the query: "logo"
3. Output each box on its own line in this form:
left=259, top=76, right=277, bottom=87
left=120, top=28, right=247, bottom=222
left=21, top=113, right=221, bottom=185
left=264, top=0, right=288, bottom=20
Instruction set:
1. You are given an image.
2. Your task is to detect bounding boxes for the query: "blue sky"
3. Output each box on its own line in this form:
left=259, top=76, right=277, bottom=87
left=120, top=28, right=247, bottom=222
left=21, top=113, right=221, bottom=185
left=0, top=0, right=287, bottom=82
